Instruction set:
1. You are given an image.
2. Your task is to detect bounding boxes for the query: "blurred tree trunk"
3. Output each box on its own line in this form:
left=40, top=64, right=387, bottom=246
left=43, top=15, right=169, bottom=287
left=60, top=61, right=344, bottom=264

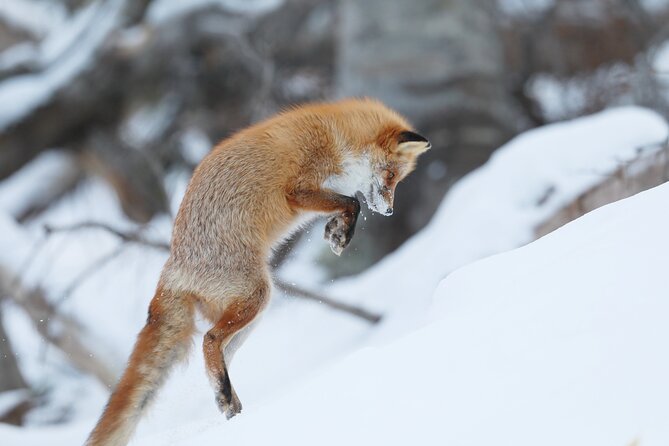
left=335, top=0, right=529, bottom=273
left=0, top=305, right=31, bottom=425
left=0, top=308, right=27, bottom=393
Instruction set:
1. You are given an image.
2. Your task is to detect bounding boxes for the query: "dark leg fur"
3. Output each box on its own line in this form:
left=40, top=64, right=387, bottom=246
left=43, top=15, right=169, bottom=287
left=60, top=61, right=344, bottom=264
left=203, top=282, right=268, bottom=419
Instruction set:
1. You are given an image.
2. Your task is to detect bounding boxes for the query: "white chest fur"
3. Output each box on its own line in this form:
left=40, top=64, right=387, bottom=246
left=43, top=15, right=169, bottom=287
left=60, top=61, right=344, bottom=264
left=322, top=155, right=374, bottom=196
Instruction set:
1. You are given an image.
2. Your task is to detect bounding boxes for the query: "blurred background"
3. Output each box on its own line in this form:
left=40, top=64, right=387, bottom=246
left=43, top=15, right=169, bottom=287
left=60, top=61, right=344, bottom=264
left=1, top=0, right=669, bottom=436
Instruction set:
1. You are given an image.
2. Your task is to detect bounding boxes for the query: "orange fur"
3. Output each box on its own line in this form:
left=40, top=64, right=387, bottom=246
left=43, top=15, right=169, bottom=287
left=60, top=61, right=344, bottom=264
left=86, top=287, right=195, bottom=446
left=85, top=98, right=429, bottom=446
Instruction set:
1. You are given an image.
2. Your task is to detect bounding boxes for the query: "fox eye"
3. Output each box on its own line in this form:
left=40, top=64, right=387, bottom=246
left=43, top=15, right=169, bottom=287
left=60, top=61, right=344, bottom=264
left=386, top=171, right=395, bottom=180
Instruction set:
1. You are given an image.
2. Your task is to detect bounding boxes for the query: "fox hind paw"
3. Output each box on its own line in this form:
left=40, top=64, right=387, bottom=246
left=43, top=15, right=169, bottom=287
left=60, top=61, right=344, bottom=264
left=217, top=392, right=243, bottom=420
left=224, top=399, right=242, bottom=420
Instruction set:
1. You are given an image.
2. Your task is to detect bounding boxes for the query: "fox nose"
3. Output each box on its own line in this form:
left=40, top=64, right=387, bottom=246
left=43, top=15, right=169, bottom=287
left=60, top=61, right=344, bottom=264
left=385, top=207, right=393, bottom=216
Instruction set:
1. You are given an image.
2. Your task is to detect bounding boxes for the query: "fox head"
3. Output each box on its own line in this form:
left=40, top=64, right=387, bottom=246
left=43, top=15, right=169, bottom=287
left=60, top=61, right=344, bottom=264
left=323, top=99, right=431, bottom=216
left=364, top=127, right=431, bottom=215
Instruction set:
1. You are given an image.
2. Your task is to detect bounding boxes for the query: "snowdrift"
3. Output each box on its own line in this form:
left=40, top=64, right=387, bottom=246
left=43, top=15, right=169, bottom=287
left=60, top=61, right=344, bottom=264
left=328, top=106, right=668, bottom=338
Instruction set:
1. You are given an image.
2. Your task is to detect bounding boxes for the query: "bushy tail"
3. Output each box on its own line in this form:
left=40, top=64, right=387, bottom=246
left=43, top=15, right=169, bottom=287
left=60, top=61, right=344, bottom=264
left=85, top=288, right=194, bottom=446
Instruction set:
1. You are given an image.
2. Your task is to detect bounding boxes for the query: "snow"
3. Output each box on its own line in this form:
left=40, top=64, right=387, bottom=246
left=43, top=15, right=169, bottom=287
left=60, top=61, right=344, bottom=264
left=36, top=2, right=100, bottom=65
left=121, top=94, right=180, bottom=148
left=326, top=106, right=668, bottom=339
left=0, top=390, right=30, bottom=418
left=500, top=0, right=669, bottom=16
left=0, top=43, right=39, bottom=72
left=641, top=0, right=669, bottom=12
left=430, top=183, right=669, bottom=445
left=0, top=0, right=286, bottom=131
left=1, top=107, right=667, bottom=444
left=528, top=74, right=590, bottom=121
left=179, top=128, right=213, bottom=165
left=0, top=172, right=372, bottom=435
left=654, top=40, right=669, bottom=101
left=0, top=150, right=77, bottom=219
left=498, top=0, right=555, bottom=16
left=0, top=0, right=66, bottom=37
left=147, top=0, right=283, bottom=24
left=527, top=63, right=639, bottom=122
left=44, top=152, right=669, bottom=446
left=0, top=173, right=174, bottom=422
left=180, top=181, right=669, bottom=445
left=656, top=41, right=669, bottom=73
left=0, top=0, right=122, bottom=131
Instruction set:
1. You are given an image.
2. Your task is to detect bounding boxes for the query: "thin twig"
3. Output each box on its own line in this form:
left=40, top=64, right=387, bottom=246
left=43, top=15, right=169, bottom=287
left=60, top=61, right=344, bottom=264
left=44, top=222, right=170, bottom=250
left=43, top=221, right=382, bottom=324
left=274, top=279, right=382, bottom=324
left=54, top=245, right=126, bottom=306
left=0, top=268, right=119, bottom=388
left=10, top=233, right=48, bottom=292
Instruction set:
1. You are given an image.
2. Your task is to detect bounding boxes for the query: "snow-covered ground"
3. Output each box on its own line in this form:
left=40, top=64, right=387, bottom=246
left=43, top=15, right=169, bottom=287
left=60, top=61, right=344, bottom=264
left=320, top=106, right=668, bottom=341
left=0, top=107, right=667, bottom=444
left=134, top=180, right=669, bottom=445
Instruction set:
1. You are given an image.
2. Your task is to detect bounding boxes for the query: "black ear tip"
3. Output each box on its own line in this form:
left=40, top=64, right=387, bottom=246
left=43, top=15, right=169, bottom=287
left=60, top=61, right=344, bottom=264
left=398, top=131, right=429, bottom=144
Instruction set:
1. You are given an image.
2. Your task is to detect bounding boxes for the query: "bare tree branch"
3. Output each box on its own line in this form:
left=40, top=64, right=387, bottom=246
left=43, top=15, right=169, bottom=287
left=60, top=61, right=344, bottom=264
left=535, top=141, right=669, bottom=238
left=0, top=267, right=119, bottom=388
left=274, top=279, right=381, bottom=324
left=0, top=306, right=27, bottom=394
left=43, top=221, right=382, bottom=323
left=0, top=302, right=32, bottom=425
left=54, top=245, right=125, bottom=306
left=44, top=222, right=169, bottom=250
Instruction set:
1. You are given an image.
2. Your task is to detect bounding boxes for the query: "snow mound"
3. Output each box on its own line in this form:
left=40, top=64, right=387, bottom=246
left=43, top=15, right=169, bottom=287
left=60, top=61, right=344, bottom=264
left=143, top=181, right=669, bottom=446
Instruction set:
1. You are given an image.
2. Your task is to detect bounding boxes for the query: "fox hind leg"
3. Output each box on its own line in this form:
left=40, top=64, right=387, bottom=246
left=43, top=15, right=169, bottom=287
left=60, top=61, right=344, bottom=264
left=202, top=281, right=269, bottom=419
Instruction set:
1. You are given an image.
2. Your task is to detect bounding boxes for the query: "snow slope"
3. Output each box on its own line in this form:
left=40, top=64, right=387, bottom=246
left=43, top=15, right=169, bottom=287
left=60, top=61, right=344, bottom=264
left=326, top=106, right=668, bottom=339
left=125, top=158, right=669, bottom=444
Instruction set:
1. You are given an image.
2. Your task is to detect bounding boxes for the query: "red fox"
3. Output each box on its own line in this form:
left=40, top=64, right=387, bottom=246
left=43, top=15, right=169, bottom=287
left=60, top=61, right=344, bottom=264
left=85, top=98, right=430, bottom=446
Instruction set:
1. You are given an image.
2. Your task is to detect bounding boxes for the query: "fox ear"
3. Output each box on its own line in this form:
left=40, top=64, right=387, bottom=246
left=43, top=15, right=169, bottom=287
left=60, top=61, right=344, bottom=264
left=396, top=131, right=431, bottom=156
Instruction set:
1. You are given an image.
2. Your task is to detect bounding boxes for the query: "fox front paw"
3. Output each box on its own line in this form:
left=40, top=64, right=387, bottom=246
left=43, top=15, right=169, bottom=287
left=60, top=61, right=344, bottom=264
left=324, top=213, right=356, bottom=256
